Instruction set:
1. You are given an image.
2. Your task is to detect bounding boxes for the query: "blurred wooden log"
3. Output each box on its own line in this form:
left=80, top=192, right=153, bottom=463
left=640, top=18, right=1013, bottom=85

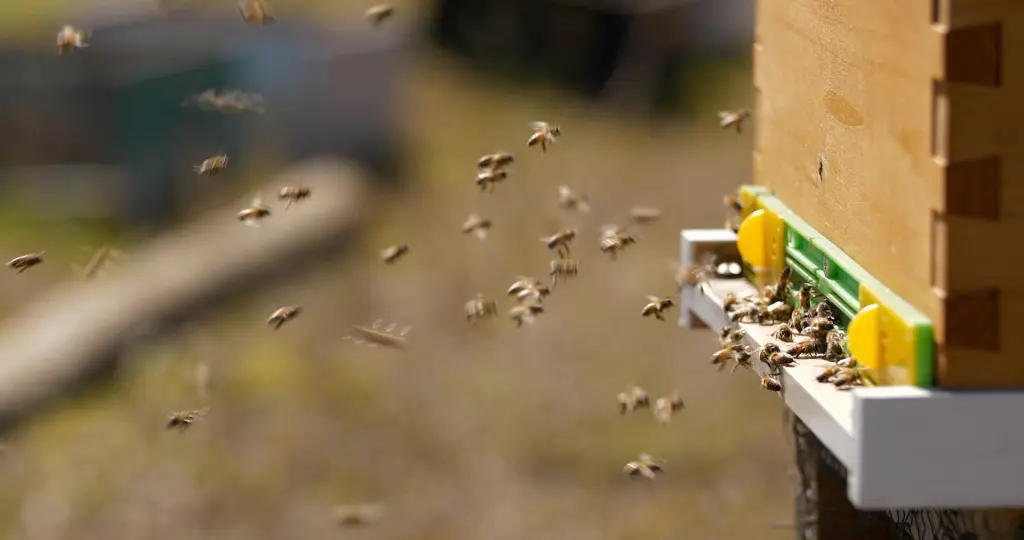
left=0, top=157, right=367, bottom=430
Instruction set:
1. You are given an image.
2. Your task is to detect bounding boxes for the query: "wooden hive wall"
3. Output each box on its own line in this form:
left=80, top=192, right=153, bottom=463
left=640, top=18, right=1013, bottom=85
left=753, top=0, right=1024, bottom=387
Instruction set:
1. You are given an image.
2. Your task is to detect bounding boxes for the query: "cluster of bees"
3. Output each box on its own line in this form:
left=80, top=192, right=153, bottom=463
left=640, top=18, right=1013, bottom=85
left=706, top=264, right=875, bottom=394
left=47, top=0, right=778, bottom=508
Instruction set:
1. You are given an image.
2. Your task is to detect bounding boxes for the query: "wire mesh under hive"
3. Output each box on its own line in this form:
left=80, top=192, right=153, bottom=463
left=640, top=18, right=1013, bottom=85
left=791, top=415, right=1024, bottom=540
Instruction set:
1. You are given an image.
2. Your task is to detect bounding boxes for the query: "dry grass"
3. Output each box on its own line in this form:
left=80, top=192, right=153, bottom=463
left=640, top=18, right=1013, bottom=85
left=0, top=36, right=793, bottom=540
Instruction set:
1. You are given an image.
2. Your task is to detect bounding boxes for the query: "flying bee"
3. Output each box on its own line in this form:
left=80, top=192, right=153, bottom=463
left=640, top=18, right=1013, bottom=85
left=761, top=374, right=783, bottom=392
left=642, top=296, right=675, bottom=321
left=824, top=330, right=846, bottom=360
left=194, top=154, right=229, bottom=176
left=711, top=344, right=747, bottom=371
left=507, top=276, right=543, bottom=297
left=718, top=109, right=751, bottom=133
left=236, top=196, right=271, bottom=226
left=348, top=319, right=411, bottom=349
left=166, top=408, right=207, bottom=430
left=767, top=301, right=793, bottom=323
left=334, top=503, right=386, bottom=527
left=477, top=152, right=514, bottom=170
left=267, top=306, right=301, bottom=330
left=541, top=228, right=576, bottom=258
left=528, top=121, right=561, bottom=152
left=239, top=0, right=275, bottom=24
left=719, top=326, right=746, bottom=348
left=365, top=4, right=395, bottom=25
left=557, top=185, right=591, bottom=213
left=623, top=453, right=663, bottom=479
left=277, top=186, right=311, bottom=209
left=787, top=339, right=826, bottom=358
left=461, top=213, right=493, bottom=240
left=6, top=251, right=46, bottom=274
left=617, top=386, right=650, bottom=414
left=380, top=243, right=410, bottom=264
left=653, top=394, right=685, bottom=425
left=730, top=346, right=754, bottom=374
left=515, top=283, right=550, bottom=303
left=508, top=301, right=544, bottom=327
left=464, top=293, right=498, bottom=323
left=772, top=323, right=794, bottom=342
left=629, top=206, right=662, bottom=225
left=56, top=25, right=88, bottom=55
left=549, top=258, right=578, bottom=287
left=185, top=89, right=265, bottom=114
left=599, top=227, right=637, bottom=260
left=676, top=252, right=720, bottom=294
left=770, top=266, right=792, bottom=303
left=476, top=168, right=508, bottom=192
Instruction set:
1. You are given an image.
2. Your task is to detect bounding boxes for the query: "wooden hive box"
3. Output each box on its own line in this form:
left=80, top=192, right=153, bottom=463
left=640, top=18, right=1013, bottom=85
left=753, top=0, right=1021, bottom=388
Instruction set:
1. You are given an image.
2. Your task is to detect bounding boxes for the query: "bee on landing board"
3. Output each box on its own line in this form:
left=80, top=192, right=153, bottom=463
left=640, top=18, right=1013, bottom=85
left=599, top=225, right=637, bottom=261
left=461, top=213, right=492, bottom=240
left=653, top=394, right=685, bottom=425
left=334, top=503, right=386, bottom=527
left=528, top=121, right=561, bottom=152
left=365, top=4, right=395, bottom=26
left=642, top=296, right=675, bottom=321
left=557, top=185, right=591, bottom=213
left=380, top=244, right=409, bottom=264
left=278, top=186, right=311, bottom=209
left=623, top=453, right=663, bottom=479
left=267, top=306, right=301, bottom=330
left=772, top=323, right=795, bottom=342
left=56, top=25, right=88, bottom=55
left=549, top=258, right=578, bottom=287
left=508, top=300, right=544, bottom=327
left=194, top=154, right=229, bottom=177
left=166, top=408, right=208, bottom=430
left=718, top=109, right=751, bottom=133
left=6, top=251, right=46, bottom=274
left=629, top=206, right=662, bottom=225
left=239, top=0, right=275, bottom=25
left=465, top=293, right=498, bottom=323
left=617, top=386, right=650, bottom=414
left=477, top=152, right=514, bottom=171
left=237, top=196, right=271, bottom=226
left=541, top=228, right=576, bottom=258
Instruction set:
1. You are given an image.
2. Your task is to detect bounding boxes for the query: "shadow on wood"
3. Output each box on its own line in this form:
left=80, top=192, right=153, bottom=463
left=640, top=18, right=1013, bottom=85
left=0, top=157, right=368, bottom=433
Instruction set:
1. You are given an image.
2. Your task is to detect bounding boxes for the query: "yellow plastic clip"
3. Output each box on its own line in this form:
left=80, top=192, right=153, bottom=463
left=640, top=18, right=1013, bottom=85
left=848, top=303, right=881, bottom=372
left=736, top=208, right=785, bottom=288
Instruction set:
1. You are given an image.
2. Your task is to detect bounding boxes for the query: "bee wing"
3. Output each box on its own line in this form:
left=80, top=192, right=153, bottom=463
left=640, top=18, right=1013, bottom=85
left=530, top=121, right=550, bottom=131
left=718, top=111, right=732, bottom=120
left=645, top=295, right=662, bottom=303
left=473, top=229, right=487, bottom=241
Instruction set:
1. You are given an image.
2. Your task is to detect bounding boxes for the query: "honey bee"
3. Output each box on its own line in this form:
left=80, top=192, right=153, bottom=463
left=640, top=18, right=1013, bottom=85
left=365, top=4, right=395, bottom=25
left=641, top=296, right=675, bottom=321
left=722, top=292, right=739, bottom=313
left=629, top=206, right=662, bottom=225
left=380, top=243, right=410, bottom=264
left=677, top=252, right=721, bottom=294
left=802, top=317, right=835, bottom=340
left=767, top=349, right=798, bottom=369
left=730, top=303, right=767, bottom=324
left=334, top=503, right=386, bottom=527
left=623, top=453, right=663, bottom=479
left=508, top=301, right=544, bottom=327
left=476, top=168, right=508, bottom=192
left=514, top=282, right=551, bottom=303
left=772, top=323, right=794, bottom=342
left=166, top=408, right=208, bottom=430
left=267, top=306, right=301, bottom=330
left=278, top=186, right=311, bottom=209
left=56, top=25, right=88, bottom=55
left=767, top=301, right=793, bottom=323
left=617, top=386, right=650, bottom=414
left=653, top=394, right=685, bottom=424
left=797, top=283, right=816, bottom=311
left=816, top=364, right=842, bottom=383
left=461, top=213, right=493, bottom=240
left=599, top=225, right=637, bottom=260
left=507, top=276, right=542, bottom=296
left=711, top=344, right=747, bottom=371
left=557, top=185, right=591, bottom=213
left=787, top=339, right=825, bottom=358
left=824, top=330, right=846, bottom=360
left=836, top=356, right=858, bottom=368
left=541, top=228, right=576, bottom=258
left=718, top=325, right=746, bottom=348
left=832, top=366, right=874, bottom=389
left=194, top=154, right=229, bottom=176
left=770, top=266, right=792, bottom=303
left=528, top=121, right=561, bottom=152
left=761, top=374, right=783, bottom=392
left=239, top=0, right=275, bottom=25
left=185, top=89, right=265, bottom=115
left=477, top=152, right=514, bottom=170
left=813, top=299, right=834, bottom=319
left=730, top=346, right=754, bottom=374
left=723, top=193, right=743, bottom=214
left=237, top=196, right=271, bottom=226
left=549, top=258, right=578, bottom=287
left=718, top=109, right=751, bottom=133
left=6, top=251, right=46, bottom=274
left=348, top=319, right=411, bottom=349
left=464, top=293, right=498, bottom=323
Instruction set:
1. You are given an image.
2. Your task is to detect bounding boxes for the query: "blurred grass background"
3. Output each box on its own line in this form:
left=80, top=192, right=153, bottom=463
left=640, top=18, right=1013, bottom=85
left=0, top=1, right=791, bottom=539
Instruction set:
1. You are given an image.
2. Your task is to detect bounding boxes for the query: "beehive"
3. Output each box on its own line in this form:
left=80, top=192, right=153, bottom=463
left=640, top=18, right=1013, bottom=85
left=751, top=1, right=1020, bottom=388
